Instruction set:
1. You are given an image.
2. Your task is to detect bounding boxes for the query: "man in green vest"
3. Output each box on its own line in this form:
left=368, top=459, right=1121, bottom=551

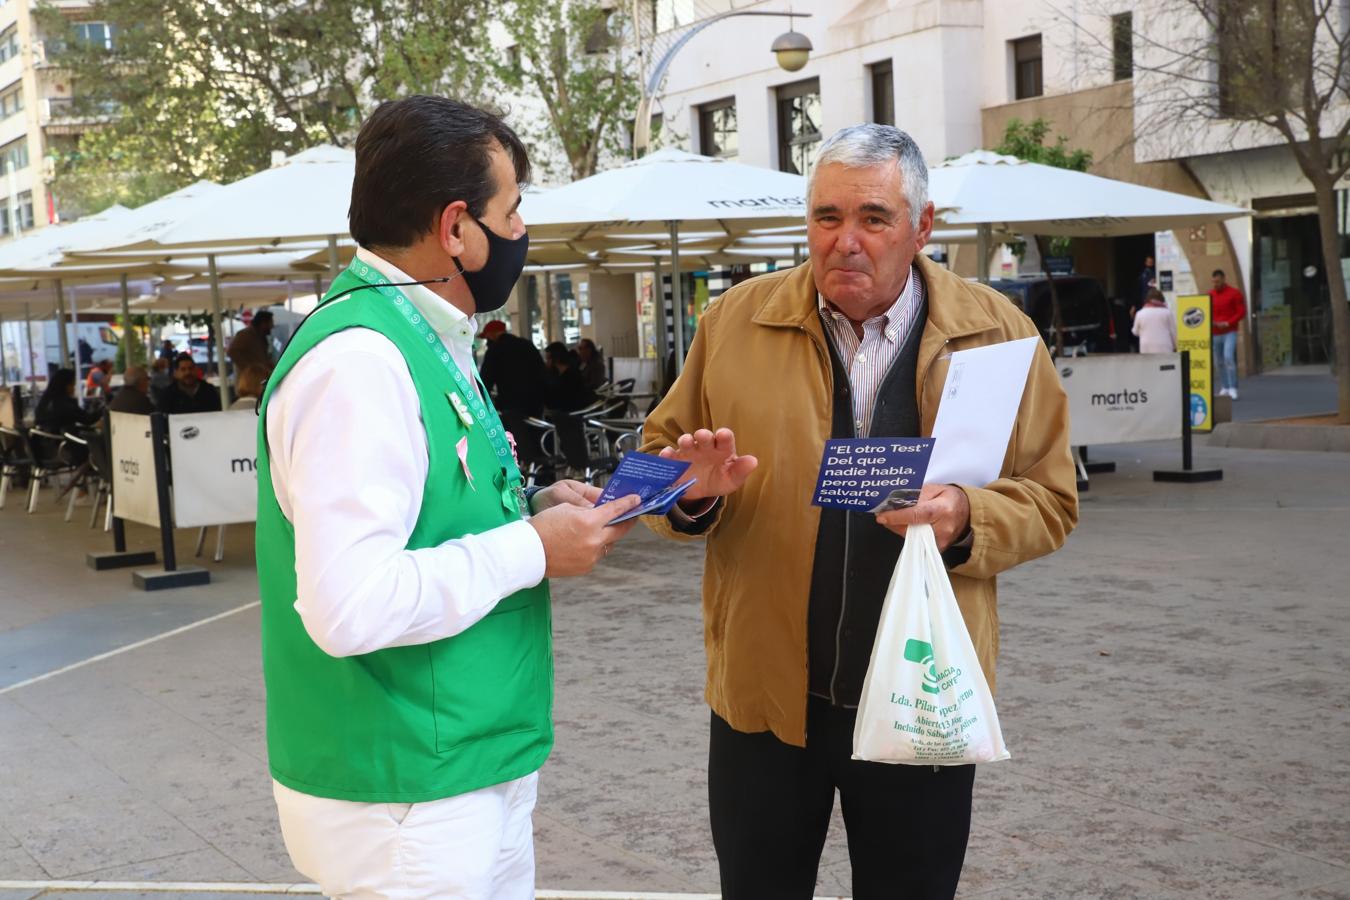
left=255, top=96, right=642, bottom=899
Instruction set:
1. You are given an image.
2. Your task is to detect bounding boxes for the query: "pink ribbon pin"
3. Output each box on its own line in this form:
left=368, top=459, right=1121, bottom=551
left=456, top=436, right=476, bottom=491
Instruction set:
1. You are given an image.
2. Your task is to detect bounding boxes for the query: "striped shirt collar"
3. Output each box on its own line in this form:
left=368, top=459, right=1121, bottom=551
left=817, top=265, right=920, bottom=342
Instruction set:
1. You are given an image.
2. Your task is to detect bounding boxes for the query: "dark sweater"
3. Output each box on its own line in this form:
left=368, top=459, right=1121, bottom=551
left=806, top=291, right=929, bottom=707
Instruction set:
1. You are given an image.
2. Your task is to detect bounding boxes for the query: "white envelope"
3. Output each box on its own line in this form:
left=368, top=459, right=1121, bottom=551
left=924, top=336, right=1040, bottom=487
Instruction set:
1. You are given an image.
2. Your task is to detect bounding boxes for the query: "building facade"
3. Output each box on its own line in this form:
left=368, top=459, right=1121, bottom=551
left=644, top=0, right=1349, bottom=373
left=0, top=0, right=105, bottom=244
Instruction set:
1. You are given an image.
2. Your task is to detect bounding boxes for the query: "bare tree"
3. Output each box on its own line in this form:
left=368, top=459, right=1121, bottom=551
left=1072, top=0, right=1350, bottom=421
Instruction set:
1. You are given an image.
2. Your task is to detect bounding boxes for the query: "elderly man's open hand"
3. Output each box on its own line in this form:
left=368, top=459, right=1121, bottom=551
left=658, top=428, right=758, bottom=501
left=874, top=483, right=971, bottom=551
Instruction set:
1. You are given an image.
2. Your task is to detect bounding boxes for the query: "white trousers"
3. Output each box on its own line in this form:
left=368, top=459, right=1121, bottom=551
left=272, top=773, right=538, bottom=900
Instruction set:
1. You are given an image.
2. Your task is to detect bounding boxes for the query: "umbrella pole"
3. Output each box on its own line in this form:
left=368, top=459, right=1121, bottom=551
left=0, top=311, right=7, bottom=386
left=668, top=221, right=685, bottom=376
left=652, top=256, right=663, bottom=371
left=313, top=276, right=323, bottom=305
left=69, top=286, right=83, bottom=398
left=53, top=279, right=69, bottom=371
left=976, top=223, right=991, bottom=285
left=23, top=303, right=32, bottom=385
left=119, top=274, right=132, bottom=372
left=327, top=235, right=341, bottom=283
left=793, top=244, right=804, bottom=267
left=208, top=254, right=232, bottom=406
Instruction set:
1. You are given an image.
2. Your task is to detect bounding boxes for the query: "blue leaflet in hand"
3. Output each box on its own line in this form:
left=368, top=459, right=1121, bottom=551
left=606, top=478, right=698, bottom=525
left=811, top=438, right=935, bottom=512
left=598, top=450, right=693, bottom=524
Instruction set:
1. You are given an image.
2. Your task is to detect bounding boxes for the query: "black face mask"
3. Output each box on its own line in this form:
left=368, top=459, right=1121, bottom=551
left=453, top=214, right=528, bottom=314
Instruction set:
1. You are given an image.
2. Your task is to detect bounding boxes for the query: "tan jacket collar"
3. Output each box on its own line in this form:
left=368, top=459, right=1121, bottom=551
left=751, top=254, right=1000, bottom=341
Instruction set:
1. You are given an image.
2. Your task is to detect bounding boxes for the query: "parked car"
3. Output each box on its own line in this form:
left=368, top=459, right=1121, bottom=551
left=989, top=275, right=1113, bottom=353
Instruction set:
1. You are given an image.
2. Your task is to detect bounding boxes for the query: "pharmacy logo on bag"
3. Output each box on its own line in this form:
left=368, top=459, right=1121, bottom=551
left=903, top=639, right=942, bottom=695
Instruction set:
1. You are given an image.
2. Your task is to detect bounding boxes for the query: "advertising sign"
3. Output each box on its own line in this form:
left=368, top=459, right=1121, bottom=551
left=1059, top=355, right=1183, bottom=446
left=168, top=411, right=259, bottom=528
left=110, top=411, right=160, bottom=527
left=1175, top=294, right=1214, bottom=431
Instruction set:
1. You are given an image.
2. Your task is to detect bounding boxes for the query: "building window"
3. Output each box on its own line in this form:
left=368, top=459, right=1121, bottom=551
left=698, top=97, right=737, bottom=159
left=652, top=0, right=696, bottom=32
left=0, top=137, right=28, bottom=173
left=0, top=26, right=18, bottom=64
left=0, top=206, right=9, bottom=237
left=16, top=189, right=32, bottom=230
left=0, top=85, right=22, bottom=119
left=73, top=22, right=116, bottom=50
left=870, top=60, right=894, bottom=126
left=777, top=78, right=822, bottom=175
left=1012, top=34, right=1043, bottom=100
left=627, top=112, right=663, bottom=155
left=1112, top=13, right=1133, bottom=81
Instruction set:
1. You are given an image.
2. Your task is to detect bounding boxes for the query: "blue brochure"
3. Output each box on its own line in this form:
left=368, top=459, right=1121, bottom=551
left=811, top=438, right=935, bottom=513
left=598, top=451, right=696, bottom=524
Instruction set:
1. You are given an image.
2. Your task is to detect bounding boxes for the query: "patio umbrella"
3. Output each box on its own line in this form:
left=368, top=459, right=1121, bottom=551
left=0, top=206, right=138, bottom=367
left=57, top=163, right=354, bottom=401
left=520, top=148, right=809, bottom=372
left=930, top=151, right=1250, bottom=281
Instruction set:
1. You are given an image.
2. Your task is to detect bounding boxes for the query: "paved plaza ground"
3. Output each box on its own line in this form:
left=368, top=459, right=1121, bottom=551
left=0, top=417, right=1348, bottom=898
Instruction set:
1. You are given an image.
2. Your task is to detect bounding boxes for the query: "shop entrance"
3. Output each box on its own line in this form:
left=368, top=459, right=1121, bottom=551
left=1254, top=213, right=1332, bottom=368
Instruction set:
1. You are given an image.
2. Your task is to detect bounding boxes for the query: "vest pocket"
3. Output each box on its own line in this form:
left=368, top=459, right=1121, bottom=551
left=430, top=603, right=545, bottom=753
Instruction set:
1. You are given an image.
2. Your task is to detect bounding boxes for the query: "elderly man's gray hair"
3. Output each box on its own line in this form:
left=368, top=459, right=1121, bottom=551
left=808, top=124, right=929, bottom=227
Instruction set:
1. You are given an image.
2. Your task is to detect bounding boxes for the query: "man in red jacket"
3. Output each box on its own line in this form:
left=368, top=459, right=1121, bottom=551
left=1210, top=268, right=1247, bottom=399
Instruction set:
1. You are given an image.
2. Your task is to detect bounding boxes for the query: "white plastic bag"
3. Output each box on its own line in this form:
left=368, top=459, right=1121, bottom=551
left=853, top=523, right=1010, bottom=765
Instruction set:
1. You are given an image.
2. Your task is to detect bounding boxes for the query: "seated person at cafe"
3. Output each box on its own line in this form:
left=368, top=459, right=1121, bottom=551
left=85, top=360, right=114, bottom=399
left=157, top=352, right=222, bottom=415
left=36, top=368, right=101, bottom=433
left=229, top=365, right=268, bottom=411
left=575, top=338, right=606, bottom=390
left=544, top=341, right=596, bottom=413
left=109, top=365, right=155, bottom=415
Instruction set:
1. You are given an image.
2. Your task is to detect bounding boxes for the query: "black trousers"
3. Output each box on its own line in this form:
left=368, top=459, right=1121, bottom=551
left=709, top=696, right=975, bottom=900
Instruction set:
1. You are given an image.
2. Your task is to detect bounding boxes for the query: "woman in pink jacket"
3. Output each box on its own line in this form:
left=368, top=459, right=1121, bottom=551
left=1132, top=289, right=1176, bottom=354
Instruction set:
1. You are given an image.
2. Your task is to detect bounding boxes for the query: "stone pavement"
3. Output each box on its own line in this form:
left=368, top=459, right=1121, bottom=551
left=0, top=438, right=1348, bottom=899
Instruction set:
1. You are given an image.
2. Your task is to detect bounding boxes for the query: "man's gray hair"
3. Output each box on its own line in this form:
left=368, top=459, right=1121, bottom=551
left=808, top=124, right=929, bottom=227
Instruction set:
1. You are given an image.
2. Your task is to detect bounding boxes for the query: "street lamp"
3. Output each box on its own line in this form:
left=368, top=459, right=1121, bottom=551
left=771, top=18, right=813, bottom=72
left=631, top=9, right=813, bottom=160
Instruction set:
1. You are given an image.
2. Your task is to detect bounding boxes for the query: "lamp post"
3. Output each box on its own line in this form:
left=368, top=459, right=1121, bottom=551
left=631, top=9, right=812, bottom=160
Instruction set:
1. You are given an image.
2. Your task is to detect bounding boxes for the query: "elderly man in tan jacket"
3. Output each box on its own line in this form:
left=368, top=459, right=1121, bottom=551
left=642, top=124, right=1078, bottom=900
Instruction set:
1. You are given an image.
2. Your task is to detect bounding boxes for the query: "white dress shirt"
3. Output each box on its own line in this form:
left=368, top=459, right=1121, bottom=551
left=264, top=247, right=546, bottom=660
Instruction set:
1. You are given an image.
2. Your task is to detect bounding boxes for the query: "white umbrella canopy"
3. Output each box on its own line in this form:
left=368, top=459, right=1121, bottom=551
left=83, top=146, right=355, bottom=252
left=930, top=151, right=1249, bottom=237
left=56, top=181, right=224, bottom=261
left=521, top=148, right=807, bottom=239
left=0, top=205, right=134, bottom=274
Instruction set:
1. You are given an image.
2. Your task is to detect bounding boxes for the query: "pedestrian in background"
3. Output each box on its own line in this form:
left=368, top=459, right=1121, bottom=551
left=1132, top=289, right=1176, bottom=354
left=1209, top=268, right=1247, bottom=399
left=227, top=310, right=275, bottom=375
left=478, top=319, right=547, bottom=417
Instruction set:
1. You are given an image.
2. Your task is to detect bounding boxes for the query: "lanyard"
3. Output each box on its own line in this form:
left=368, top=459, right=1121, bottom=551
left=344, top=261, right=525, bottom=513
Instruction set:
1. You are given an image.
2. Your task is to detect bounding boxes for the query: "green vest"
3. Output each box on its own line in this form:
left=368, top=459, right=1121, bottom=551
left=255, top=264, right=553, bottom=803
